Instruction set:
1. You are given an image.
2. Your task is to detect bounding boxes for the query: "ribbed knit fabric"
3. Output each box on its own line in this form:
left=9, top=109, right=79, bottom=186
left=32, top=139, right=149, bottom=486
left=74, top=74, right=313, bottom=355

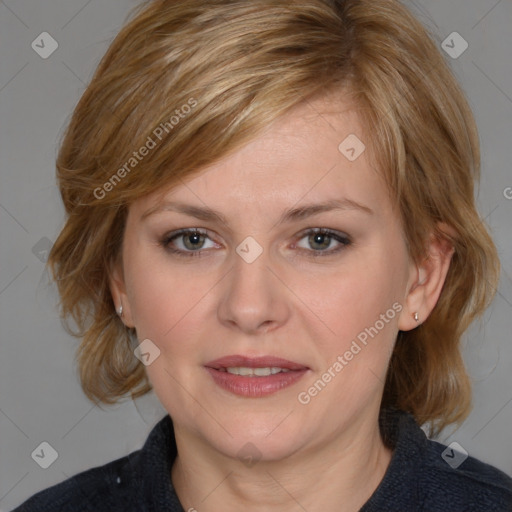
left=12, top=410, right=512, bottom=511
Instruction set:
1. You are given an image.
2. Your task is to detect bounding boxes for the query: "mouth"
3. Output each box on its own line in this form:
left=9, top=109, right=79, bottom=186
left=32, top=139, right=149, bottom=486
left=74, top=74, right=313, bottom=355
left=218, top=366, right=292, bottom=376
left=204, top=355, right=309, bottom=397
left=205, top=355, right=308, bottom=371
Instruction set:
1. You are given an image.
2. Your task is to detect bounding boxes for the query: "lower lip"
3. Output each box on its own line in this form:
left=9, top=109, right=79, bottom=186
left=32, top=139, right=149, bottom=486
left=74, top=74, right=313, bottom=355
left=205, top=368, right=308, bottom=397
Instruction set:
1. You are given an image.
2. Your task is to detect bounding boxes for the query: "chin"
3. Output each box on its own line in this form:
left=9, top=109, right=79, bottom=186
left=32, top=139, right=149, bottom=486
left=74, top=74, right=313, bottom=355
left=205, top=415, right=309, bottom=462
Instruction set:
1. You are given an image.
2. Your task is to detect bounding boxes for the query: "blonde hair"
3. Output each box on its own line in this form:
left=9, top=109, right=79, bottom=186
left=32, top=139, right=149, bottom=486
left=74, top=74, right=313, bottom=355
left=48, top=0, right=499, bottom=434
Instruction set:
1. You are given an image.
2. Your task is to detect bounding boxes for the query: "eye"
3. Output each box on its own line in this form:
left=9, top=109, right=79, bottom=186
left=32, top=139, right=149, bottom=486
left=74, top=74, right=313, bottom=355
left=160, top=227, right=351, bottom=259
left=160, top=229, right=217, bottom=257
left=294, top=228, right=351, bottom=256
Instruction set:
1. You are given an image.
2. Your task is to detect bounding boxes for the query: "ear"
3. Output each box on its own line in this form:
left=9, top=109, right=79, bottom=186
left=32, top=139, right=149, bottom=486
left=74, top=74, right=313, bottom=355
left=398, top=223, right=455, bottom=331
left=108, top=255, right=136, bottom=328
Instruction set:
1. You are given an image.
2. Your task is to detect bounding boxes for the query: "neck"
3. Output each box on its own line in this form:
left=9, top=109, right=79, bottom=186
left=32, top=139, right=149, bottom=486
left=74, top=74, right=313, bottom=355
left=171, top=413, right=392, bottom=512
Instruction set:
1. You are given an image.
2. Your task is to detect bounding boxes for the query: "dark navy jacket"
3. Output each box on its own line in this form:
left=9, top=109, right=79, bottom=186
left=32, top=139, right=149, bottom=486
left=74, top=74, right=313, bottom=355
left=12, top=410, right=512, bottom=511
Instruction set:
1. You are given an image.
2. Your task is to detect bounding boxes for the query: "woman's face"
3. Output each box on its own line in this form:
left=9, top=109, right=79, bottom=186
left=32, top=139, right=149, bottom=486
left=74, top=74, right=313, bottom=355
left=113, top=95, right=418, bottom=461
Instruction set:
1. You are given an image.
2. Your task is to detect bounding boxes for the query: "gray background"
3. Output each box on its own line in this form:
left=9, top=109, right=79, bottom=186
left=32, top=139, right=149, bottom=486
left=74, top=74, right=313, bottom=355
left=1, top=0, right=511, bottom=509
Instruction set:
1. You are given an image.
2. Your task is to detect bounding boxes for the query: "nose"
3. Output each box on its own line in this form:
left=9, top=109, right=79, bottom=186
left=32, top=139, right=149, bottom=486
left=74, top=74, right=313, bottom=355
left=217, top=246, right=290, bottom=335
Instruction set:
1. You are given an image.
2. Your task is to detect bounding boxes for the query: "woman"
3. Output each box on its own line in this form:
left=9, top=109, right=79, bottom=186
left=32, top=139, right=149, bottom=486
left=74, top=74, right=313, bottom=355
left=13, top=0, right=512, bottom=510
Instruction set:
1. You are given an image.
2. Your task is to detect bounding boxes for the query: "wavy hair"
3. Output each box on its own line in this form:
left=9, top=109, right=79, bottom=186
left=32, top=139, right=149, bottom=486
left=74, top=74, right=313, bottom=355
left=47, top=0, right=499, bottom=434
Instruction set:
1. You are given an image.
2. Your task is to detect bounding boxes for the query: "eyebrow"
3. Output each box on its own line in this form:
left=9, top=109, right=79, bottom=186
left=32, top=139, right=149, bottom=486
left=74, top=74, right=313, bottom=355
left=140, top=198, right=374, bottom=225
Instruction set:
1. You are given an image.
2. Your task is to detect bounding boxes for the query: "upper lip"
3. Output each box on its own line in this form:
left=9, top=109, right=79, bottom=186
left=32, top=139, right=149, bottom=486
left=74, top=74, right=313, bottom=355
left=205, top=355, right=308, bottom=371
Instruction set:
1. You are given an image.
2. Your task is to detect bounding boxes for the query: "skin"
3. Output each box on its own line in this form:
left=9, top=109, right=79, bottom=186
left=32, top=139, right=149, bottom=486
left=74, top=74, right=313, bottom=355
left=110, top=94, right=453, bottom=512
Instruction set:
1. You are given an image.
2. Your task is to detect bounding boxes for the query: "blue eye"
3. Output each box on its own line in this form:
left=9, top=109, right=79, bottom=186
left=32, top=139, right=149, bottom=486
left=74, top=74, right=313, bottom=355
left=160, top=228, right=351, bottom=259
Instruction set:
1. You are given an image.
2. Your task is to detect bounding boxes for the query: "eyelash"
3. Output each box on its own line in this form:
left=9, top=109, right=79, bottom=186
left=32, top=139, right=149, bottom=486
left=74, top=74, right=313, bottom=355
left=159, top=228, right=351, bottom=259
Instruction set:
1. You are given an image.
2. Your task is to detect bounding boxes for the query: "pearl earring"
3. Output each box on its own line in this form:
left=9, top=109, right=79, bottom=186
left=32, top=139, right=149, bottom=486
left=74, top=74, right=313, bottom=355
left=413, top=312, right=419, bottom=322
left=117, top=305, right=123, bottom=317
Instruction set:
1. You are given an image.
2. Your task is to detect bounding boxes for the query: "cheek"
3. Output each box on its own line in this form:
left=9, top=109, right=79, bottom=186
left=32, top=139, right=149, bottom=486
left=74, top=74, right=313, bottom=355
left=123, top=245, right=208, bottom=341
left=304, top=244, right=407, bottom=363
left=318, top=252, right=402, bottom=320
left=129, top=274, right=210, bottom=342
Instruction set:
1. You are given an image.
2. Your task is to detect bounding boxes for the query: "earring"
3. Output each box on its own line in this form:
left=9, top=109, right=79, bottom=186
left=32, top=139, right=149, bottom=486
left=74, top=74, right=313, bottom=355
left=413, top=312, right=419, bottom=322
left=117, top=305, right=123, bottom=317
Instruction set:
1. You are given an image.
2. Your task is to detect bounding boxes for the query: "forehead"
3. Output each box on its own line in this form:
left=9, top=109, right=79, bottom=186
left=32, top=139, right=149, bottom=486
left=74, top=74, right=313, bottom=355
left=130, top=95, right=390, bottom=221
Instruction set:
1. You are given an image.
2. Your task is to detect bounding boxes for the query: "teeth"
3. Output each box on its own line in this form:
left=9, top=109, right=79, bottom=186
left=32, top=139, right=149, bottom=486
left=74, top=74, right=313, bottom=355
left=225, top=367, right=291, bottom=376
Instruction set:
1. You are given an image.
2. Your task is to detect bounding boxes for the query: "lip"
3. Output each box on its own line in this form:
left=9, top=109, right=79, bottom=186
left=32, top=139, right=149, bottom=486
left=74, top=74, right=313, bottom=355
left=205, top=355, right=308, bottom=371
left=205, top=355, right=309, bottom=398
